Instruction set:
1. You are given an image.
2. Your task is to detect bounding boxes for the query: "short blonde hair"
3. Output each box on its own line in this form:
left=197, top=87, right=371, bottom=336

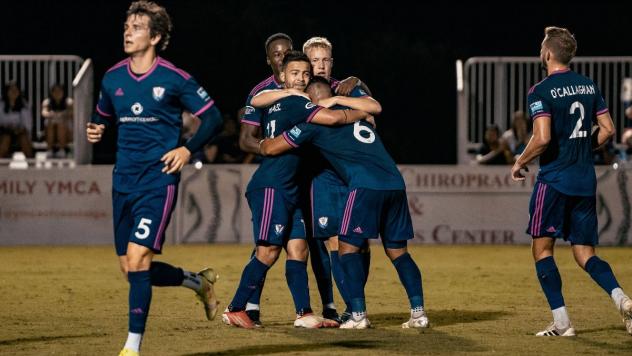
left=302, top=37, right=332, bottom=54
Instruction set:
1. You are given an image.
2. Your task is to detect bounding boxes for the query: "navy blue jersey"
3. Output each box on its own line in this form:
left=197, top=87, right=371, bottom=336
left=283, top=120, right=405, bottom=190
left=246, top=95, right=323, bottom=204
left=241, top=75, right=282, bottom=127
left=96, top=57, right=215, bottom=193
left=528, top=69, right=608, bottom=196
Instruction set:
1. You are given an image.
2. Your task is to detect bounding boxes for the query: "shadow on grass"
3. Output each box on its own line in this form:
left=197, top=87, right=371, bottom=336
left=370, top=308, right=510, bottom=327
left=0, top=332, right=107, bottom=346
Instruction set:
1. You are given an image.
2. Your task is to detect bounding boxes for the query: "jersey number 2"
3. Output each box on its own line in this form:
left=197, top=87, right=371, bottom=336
left=569, top=101, right=587, bottom=139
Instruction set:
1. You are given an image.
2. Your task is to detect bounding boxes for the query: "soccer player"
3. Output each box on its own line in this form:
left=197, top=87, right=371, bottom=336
left=258, top=78, right=428, bottom=330
left=511, top=26, right=632, bottom=337
left=86, top=2, right=222, bottom=355
left=222, top=52, right=372, bottom=329
left=303, top=36, right=380, bottom=322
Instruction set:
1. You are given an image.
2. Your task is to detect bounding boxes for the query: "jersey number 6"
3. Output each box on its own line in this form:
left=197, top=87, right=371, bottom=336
left=353, top=122, right=376, bottom=144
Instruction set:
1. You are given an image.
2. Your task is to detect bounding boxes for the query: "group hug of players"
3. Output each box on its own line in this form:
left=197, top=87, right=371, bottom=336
left=84, top=2, right=632, bottom=355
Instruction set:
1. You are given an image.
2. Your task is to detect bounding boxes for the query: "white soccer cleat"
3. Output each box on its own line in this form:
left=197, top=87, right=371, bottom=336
left=402, top=311, right=429, bottom=328
left=294, top=313, right=324, bottom=328
left=535, top=322, right=576, bottom=336
left=196, top=267, right=220, bottom=320
left=339, top=317, right=371, bottom=329
left=618, top=296, right=632, bottom=335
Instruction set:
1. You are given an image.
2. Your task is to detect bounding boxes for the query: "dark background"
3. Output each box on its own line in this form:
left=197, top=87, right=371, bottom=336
left=1, top=0, right=630, bottom=163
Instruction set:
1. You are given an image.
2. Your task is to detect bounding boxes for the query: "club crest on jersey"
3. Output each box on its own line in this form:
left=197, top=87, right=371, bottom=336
left=274, top=224, right=285, bottom=236
left=152, top=86, right=165, bottom=101
left=131, top=102, right=143, bottom=115
left=318, top=217, right=328, bottom=228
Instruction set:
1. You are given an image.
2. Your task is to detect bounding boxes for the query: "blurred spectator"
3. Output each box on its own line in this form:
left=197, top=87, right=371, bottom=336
left=42, top=84, right=73, bottom=158
left=501, top=110, right=532, bottom=162
left=0, top=81, right=34, bottom=158
left=476, top=125, right=511, bottom=165
left=204, top=114, right=248, bottom=163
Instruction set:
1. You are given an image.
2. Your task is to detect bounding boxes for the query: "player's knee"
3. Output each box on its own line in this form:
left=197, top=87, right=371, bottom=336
left=385, top=247, right=407, bottom=261
left=286, top=240, right=308, bottom=261
left=256, top=245, right=281, bottom=266
left=327, top=236, right=339, bottom=251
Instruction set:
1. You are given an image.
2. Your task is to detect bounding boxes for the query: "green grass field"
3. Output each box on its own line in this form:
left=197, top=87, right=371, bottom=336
left=1, top=244, right=631, bottom=355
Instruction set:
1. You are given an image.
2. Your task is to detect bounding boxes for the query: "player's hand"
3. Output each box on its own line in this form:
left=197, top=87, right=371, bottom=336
left=86, top=123, right=105, bottom=143
left=511, top=162, right=528, bottom=181
left=335, top=76, right=359, bottom=96
left=366, top=115, right=376, bottom=128
left=161, top=146, right=191, bottom=174
left=317, top=96, right=338, bottom=108
left=287, top=88, right=310, bottom=100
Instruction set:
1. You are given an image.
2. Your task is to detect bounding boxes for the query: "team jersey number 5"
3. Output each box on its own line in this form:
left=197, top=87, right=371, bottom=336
left=569, top=101, right=587, bottom=139
left=135, top=218, right=153, bottom=239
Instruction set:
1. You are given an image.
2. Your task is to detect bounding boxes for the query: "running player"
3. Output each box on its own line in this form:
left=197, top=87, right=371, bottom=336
left=511, top=26, right=632, bottom=336
left=86, top=2, right=222, bottom=355
left=258, top=78, right=428, bottom=329
left=222, top=52, right=372, bottom=329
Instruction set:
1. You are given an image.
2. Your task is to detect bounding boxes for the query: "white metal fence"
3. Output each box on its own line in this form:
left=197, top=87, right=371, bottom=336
left=0, top=55, right=93, bottom=163
left=456, top=57, right=632, bottom=164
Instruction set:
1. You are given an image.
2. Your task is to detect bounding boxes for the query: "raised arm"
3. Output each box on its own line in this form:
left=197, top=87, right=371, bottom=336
left=511, top=116, right=551, bottom=181
left=335, top=76, right=373, bottom=97
left=251, top=89, right=310, bottom=108
left=310, top=108, right=369, bottom=126
left=319, top=95, right=382, bottom=115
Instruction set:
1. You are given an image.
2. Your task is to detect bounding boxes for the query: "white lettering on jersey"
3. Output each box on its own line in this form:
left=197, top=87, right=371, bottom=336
left=550, top=84, right=595, bottom=98
left=268, top=103, right=281, bottom=113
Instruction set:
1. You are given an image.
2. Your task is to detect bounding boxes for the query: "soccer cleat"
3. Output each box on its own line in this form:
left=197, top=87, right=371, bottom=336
left=340, top=311, right=352, bottom=324
left=118, top=348, right=139, bottom=356
left=535, top=322, right=576, bottom=336
left=246, top=309, right=263, bottom=328
left=402, top=311, right=429, bottom=328
left=222, top=310, right=256, bottom=329
left=322, top=308, right=341, bottom=327
left=195, top=268, right=219, bottom=320
left=339, top=316, right=371, bottom=329
left=294, top=313, right=325, bottom=328
left=618, top=296, right=632, bottom=334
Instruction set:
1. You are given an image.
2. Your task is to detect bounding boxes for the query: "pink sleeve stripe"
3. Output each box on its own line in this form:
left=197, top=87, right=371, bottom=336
left=106, top=58, right=129, bottom=72
left=596, top=108, right=609, bottom=115
left=193, top=100, right=215, bottom=117
left=158, top=60, right=192, bottom=80
left=306, top=106, right=324, bottom=123
left=241, top=119, right=261, bottom=126
left=249, top=76, right=275, bottom=96
left=283, top=132, right=299, bottom=148
left=96, top=106, right=112, bottom=117
left=532, top=112, right=551, bottom=120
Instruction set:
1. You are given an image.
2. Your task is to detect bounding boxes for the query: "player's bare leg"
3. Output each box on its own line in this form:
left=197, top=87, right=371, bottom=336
left=532, top=237, right=575, bottom=336
left=384, top=245, right=428, bottom=328
left=573, top=244, right=632, bottom=334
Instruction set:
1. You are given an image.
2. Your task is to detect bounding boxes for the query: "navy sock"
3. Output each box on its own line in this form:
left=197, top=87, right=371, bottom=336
left=361, top=249, right=371, bottom=287
left=247, top=249, right=264, bottom=306
left=340, top=252, right=366, bottom=312
left=229, top=257, right=269, bottom=311
left=535, top=256, right=565, bottom=309
left=585, top=256, right=620, bottom=294
left=149, top=261, right=184, bottom=287
left=308, top=238, right=334, bottom=306
left=128, top=270, right=152, bottom=333
left=286, top=260, right=312, bottom=313
left=392, top=253, right=424, bottom=309
left=330, top=251, right=351, bottom=310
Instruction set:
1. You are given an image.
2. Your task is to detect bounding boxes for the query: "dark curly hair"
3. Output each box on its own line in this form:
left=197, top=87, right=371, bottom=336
left=127, top=1, right=173, bottom=51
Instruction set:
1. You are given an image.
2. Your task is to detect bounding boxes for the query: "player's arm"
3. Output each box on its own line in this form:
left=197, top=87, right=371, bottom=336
left=162, top=105, right=222, bottom=174
left=593, top=112, right=616, bottom=149
left=310, top=108, right=370, bottom=126
left=336, top=76, right=373, bottom=97
left=318, top=95, right=382, bottom=115
left=239, top=122, right=263, bottom=154
left=250, top=89, right=310, bottom=108
left=259, top=135, right=294, bottom=156
left=511, top=116, right=551, bottom=181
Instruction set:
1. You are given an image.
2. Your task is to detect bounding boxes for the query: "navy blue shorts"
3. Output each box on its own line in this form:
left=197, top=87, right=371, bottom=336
left=247, top=188, right=306, bottom=246
left=113, top=184, right=178, bottom=256
left=527, top=181, right=598, bottom=246
left=339, top=188, right=414, bottom=245
left=311, top=170, right=348, bottom=239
